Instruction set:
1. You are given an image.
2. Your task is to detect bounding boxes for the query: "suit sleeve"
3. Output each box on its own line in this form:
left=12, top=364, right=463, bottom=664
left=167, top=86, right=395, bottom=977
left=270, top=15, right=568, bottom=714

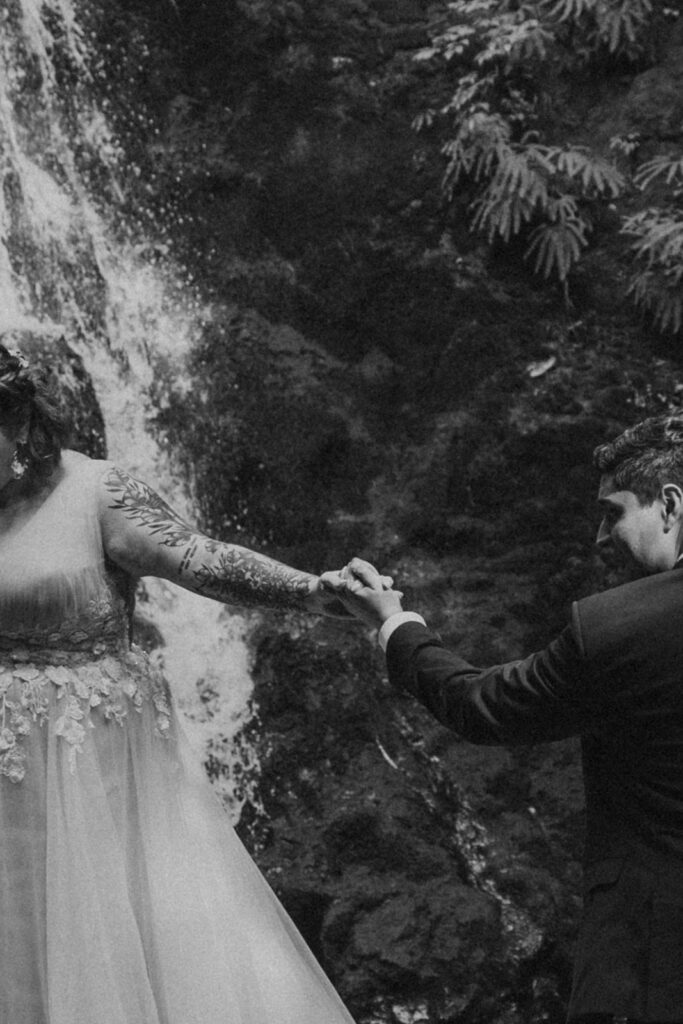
left=385, top=610, right=597, bottom=744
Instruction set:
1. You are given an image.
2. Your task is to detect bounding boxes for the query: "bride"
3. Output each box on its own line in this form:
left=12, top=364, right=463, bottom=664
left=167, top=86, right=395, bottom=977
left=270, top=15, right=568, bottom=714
left=0, top=344, right=373, bottom=1023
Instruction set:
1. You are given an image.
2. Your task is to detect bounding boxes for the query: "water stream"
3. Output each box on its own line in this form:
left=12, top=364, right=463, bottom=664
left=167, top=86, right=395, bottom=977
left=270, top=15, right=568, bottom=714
left=0, top=0, right=254, bottom=818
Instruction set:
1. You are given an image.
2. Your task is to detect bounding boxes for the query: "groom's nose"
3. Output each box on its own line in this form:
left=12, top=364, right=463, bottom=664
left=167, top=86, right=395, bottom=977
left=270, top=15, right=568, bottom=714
left=595, top=520, right=620, bottom=565
left=596, top=518, right=610, bottom=547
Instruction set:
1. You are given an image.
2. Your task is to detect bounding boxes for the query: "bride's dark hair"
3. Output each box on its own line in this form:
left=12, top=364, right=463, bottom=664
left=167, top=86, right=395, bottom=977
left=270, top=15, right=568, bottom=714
left=0, top=345, right=69, bottom=486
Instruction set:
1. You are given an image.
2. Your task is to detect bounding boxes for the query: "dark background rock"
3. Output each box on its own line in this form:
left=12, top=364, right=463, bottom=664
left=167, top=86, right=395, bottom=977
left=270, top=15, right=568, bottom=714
left=235, top=623, right=581, bottom=1023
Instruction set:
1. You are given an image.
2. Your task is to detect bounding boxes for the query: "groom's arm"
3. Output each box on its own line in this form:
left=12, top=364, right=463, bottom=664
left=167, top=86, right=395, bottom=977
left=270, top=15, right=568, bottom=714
left=328, top=560, right=599, bottom=743
left=384, top=614, right=596, bottom=744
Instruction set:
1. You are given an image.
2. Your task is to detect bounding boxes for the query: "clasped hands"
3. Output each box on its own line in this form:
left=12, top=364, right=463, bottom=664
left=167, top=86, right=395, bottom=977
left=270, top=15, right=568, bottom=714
left=319, top=558, right=404, bottom=628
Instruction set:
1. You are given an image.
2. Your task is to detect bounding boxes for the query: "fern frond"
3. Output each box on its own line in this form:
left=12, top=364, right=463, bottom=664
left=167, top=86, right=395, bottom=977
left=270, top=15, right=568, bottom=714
left=628, top=269, right=683, bottom=333
left=471, top=188, right=537, bottom=241
left=414, top=46, right=439, bottom=62
left=635, top=155, right=683, bottom=191
left=466, top=145, right=550, bottom=233
left=540, top=146, right=624, bottom=196
left=541, top=0, right=593, bottom=25
left=545, top=193, right=581, bottom=223
left=433, top=23, right=478, bottom=60
left=475, top=13, right=553, bottom=66
left=625, top=204, right=683, bottom=333
left=596, top=0, right=652, bottom=53
left=542, top=0, right=652, bottom=53
left=664, top=262, right=683, bottom=286
left=524, top=218, right=587, bottom=280
left=441, top=72, right=492, bottom=118
left=442, top=112, right=511, bottom=189
left=624, top=210, right=683, bottom=267
left=412, top=110, right=436, bottom=132
left=492, top=147, right=546, bottom=200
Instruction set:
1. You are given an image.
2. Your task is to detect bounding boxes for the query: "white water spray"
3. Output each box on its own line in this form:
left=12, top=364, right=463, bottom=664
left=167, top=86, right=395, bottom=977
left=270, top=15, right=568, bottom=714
left=0, top=0, right=256, bottom=819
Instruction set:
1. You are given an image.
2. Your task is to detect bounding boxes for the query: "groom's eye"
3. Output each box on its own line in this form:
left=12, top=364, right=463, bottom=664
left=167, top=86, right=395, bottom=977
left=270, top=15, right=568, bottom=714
left=598, top=505, right=619, bottom=527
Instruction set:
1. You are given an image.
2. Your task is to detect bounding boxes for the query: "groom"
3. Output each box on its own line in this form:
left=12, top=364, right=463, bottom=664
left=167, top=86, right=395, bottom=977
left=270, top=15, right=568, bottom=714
left=328, top=414, right=683, bottom=1024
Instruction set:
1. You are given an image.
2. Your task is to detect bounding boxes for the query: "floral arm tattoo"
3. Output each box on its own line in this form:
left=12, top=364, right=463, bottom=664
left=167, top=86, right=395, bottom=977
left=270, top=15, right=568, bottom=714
left=103, top=467, right=314, bottom=610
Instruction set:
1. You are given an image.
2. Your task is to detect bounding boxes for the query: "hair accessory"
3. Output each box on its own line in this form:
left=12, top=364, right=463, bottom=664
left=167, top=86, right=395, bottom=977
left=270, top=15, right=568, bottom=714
left=10, top=447, right=27, bottom=480
left=5, top=347, right=29, bottom=371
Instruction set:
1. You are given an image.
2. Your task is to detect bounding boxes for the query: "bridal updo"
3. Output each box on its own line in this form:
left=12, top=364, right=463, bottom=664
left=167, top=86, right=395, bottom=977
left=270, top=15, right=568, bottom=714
left=0, top=344, right=68, bottom=486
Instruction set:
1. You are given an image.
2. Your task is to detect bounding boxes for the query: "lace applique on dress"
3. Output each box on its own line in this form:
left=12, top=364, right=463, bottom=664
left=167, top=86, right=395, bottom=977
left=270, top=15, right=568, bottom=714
left=0, top=646, right=172, bottom=782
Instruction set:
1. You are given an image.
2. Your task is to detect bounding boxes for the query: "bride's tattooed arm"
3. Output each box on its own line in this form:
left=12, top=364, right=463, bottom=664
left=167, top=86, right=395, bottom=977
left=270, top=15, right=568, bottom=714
left=100, top=466, right=321, bottom=611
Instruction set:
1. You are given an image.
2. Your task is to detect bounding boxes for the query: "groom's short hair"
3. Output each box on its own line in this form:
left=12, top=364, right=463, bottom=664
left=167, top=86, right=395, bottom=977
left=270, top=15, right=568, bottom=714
left=594, top=414, right=683, bottom=503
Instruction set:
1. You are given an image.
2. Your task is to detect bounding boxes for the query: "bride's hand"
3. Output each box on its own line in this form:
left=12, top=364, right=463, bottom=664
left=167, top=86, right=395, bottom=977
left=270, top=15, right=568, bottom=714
left=340, top=558, right=394, bottom=592
left=308, top=559, right=393, bottom=618
left=324, top=558, right=404, bottom=627
left=304, top=571, right=355, bottom=617
left=313, top=558, right=397, bottom=621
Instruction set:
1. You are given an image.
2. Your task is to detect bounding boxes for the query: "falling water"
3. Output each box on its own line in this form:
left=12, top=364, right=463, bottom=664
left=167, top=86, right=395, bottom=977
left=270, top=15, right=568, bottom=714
left=0, top=0, right=255, bottom=817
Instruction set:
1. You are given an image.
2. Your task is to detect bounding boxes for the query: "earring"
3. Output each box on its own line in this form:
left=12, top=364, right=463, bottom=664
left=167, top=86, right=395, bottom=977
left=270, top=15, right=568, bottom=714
left=10, top=447, right=27, bottom=480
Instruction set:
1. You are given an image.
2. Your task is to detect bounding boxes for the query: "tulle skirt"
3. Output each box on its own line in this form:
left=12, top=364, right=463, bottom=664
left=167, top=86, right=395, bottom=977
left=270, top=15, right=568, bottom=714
left=0, top=647, right=355, bottom=1024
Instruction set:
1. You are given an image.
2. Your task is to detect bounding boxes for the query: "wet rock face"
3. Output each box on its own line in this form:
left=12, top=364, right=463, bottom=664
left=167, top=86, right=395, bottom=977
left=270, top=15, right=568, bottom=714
left=1, top=330, right=106, bottom=458
left=237, top=624, right=582, bottom=1023
left=620, top=48, right=683, bottom=137
left=153, top=308, right=382, bottom=566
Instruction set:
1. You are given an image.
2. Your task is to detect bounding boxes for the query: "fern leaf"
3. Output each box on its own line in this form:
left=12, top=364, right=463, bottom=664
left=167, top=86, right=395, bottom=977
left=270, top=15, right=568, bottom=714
left=412, top=111, right=435, bottom=132
left=541, top=0, right=592, bottom=24
left=545, top=193, right=581, bottom=223
left=525, top=219, right=587, bottom=281
left=471, top=189, right=535, bottom=241
left=547, top=146, right=624, bottom=196
left=596, top=0, right=653, bottom=54
left=441, top=73, right=489, bottom=118
left=629, top=220, right=683, bottom=267
left=414, top=46, right=438, bottom=61
left=635, top=155, right=683, bottom=192
left=628, top=267, right=683, bottom=334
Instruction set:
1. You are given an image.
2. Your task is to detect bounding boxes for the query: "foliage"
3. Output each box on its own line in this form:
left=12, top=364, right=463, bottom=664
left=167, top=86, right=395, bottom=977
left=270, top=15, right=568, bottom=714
left=164, top=0, right=395, bottom=105
left=464, top=139, right=621, bottom=285
left=413, top=0, right=655, bottom=292
left=622, top=154, right=683, bottom=333
left=543, top=0, right=653, bottom=58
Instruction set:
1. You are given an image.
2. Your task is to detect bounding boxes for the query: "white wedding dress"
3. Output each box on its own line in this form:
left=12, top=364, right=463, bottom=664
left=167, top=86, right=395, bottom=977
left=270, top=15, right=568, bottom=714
left=0, top=450, right=356, bottom=1024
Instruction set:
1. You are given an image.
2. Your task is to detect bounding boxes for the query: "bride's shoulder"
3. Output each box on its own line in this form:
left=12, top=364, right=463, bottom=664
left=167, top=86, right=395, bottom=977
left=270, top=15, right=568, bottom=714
left=61, top=449, right=113, bottom=474
left=59, top=450, right=117, bottom=495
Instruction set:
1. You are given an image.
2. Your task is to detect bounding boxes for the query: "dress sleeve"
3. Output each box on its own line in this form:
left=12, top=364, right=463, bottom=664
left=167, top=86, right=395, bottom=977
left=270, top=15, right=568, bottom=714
left=385, top=614, right=598, bottom=744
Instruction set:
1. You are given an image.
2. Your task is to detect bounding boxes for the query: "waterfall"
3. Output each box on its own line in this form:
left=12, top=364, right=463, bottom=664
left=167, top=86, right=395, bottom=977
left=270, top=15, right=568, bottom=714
left=0, top=0, right=255, bottom=818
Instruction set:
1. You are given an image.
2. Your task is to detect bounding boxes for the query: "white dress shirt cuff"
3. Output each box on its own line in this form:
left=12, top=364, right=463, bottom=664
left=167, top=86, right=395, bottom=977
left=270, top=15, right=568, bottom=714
left=378, top=612, right=427, bottom=652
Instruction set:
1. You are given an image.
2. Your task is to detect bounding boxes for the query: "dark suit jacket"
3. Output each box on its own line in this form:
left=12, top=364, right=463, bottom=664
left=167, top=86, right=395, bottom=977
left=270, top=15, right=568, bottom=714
left=386, top=567, right=683, bottom=1022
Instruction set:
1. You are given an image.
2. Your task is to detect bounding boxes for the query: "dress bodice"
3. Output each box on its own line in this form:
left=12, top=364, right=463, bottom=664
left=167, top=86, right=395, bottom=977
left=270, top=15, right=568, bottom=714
left=0, top=450, right=129, bottom=652
left=0, top=451, right=170, bottom=784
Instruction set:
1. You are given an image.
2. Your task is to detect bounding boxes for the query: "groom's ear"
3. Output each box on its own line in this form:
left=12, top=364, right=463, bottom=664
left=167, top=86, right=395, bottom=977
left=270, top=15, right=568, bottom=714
left=661, top=483, right=683, bottom=530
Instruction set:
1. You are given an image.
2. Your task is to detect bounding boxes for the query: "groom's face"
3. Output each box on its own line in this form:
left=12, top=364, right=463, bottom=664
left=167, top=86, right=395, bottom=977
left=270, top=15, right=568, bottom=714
left=596, top=475, right=676, bottom=574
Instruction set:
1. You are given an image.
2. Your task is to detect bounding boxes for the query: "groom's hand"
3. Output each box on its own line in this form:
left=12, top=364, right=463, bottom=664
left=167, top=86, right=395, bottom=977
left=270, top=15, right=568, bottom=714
left=320, top=557, right=404, bottom=628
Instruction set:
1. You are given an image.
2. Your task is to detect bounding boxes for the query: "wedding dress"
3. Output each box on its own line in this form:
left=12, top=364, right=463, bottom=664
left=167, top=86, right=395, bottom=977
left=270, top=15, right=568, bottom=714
left=0, top=450, right=355, bottom=1024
